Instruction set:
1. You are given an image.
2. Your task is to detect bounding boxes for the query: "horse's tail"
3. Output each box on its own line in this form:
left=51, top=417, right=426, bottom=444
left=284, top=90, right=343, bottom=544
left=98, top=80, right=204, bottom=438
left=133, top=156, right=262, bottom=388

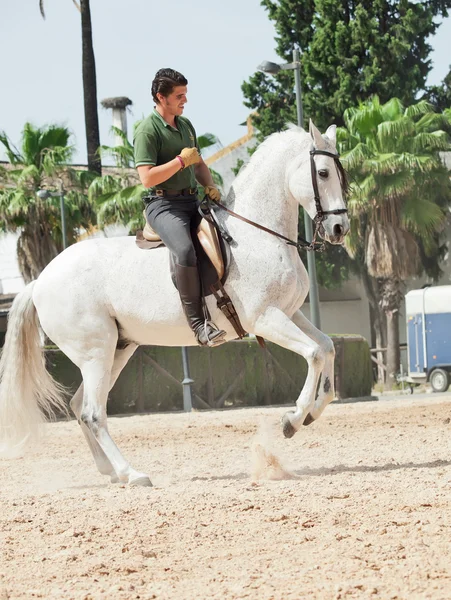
left=0, top=281, right=67, bottom=457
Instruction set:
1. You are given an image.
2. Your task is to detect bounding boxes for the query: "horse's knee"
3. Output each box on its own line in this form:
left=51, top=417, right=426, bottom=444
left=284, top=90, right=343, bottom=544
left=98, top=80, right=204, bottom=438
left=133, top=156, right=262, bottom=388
left=306, top=345, right=325, bottom=368
left=323, top=337, right=335, bottom=358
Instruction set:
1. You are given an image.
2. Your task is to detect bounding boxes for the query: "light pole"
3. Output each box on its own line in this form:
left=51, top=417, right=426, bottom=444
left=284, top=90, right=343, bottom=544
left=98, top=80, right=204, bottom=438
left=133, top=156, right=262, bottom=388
left=257, top=48, right=321, bottom=329
left=36, top=181, right=68, bottom=250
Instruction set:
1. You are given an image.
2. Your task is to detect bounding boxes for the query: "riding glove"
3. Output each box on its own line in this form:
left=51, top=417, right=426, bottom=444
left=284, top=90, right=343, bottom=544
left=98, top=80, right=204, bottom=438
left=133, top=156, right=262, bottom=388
left=204, top=186, right=221, bottom=201
left=178, top=147, right=201, bottom=168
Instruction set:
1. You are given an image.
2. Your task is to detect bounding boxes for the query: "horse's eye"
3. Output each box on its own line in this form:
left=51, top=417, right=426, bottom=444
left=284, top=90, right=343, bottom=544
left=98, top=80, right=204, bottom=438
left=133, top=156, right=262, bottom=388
left=318, top=169, right=329, bottom=179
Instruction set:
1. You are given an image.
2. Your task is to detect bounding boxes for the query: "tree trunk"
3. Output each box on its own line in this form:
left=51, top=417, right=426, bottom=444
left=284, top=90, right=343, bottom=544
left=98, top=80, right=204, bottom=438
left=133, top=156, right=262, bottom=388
left=385, top=309, right=400, bottom=389
left=379, top=278, right=404, bottom=390
left=17, top=226, right=59, bottom=283
left=80, top=0, right=101, bottom=174
left=361, top=270, right=386, bottom=384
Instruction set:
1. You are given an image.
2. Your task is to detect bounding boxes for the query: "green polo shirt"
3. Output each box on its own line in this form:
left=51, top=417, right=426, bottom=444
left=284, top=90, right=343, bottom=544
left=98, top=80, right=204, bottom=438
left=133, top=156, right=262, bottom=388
left=134, top=109, right=200, bottom=192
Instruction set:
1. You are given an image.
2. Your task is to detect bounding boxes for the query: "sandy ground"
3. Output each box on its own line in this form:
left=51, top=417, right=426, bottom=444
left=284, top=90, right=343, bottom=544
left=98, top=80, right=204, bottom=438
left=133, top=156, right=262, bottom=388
left=1, top=395, right=451, bottom=600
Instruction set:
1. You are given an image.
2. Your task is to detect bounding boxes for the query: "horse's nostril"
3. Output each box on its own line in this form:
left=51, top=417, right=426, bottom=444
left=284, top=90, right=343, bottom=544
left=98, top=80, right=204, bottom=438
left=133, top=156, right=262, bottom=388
left=333, top=224, right=343, bottom=237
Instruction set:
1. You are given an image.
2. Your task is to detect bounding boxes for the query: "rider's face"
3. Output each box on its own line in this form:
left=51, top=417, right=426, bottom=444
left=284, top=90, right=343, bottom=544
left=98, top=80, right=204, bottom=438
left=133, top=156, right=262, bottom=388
left=157, top=85, right=187, bottom=116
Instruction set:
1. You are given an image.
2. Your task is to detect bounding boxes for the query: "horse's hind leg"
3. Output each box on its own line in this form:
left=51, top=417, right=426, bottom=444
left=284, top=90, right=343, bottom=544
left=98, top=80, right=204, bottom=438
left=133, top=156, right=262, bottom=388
left=70, top=344, right=138, bottom=483
left=79, top=341, right=151, bottom=487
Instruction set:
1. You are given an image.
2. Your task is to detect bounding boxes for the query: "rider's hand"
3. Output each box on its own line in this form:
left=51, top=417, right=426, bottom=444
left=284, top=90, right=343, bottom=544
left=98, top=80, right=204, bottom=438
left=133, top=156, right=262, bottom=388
left=178, top=147, right=201, bottom=168
left=204, top=186, right=221, bottom=202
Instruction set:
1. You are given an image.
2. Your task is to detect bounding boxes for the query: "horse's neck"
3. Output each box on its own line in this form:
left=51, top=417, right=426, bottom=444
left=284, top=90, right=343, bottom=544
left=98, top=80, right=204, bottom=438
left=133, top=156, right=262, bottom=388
left=228, top=141, right=299, bottom=242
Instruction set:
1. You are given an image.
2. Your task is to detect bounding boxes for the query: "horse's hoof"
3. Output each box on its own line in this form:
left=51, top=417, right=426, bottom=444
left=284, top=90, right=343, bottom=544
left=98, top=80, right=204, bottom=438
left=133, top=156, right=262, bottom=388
left=129, top=474, right=153, bottom=487
left=282, top=413, right=297, bottom=439
left=303, top=413, right=315, bottom=426
left=110, top=474, right=120, bottom=484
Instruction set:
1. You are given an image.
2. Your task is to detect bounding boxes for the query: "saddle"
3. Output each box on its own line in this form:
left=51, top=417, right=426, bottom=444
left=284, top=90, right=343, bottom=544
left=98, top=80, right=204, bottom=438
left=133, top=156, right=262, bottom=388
left=135, top=202, right=247, bottom=341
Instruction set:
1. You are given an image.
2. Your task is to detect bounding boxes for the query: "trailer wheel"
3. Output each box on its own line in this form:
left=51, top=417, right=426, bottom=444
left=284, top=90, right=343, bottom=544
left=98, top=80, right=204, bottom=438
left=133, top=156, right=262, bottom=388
left=430, top=369, right=450, bottom=393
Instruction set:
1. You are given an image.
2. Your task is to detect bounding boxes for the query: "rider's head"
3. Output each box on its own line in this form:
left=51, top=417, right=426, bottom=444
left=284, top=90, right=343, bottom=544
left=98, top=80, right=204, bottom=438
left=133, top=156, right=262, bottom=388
left=151, top=68, right=188, bottom=116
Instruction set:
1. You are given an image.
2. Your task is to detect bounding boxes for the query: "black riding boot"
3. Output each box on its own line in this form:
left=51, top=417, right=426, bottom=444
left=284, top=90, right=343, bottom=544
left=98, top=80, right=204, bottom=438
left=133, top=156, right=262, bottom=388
left=175, top=263, right=226, bottom=346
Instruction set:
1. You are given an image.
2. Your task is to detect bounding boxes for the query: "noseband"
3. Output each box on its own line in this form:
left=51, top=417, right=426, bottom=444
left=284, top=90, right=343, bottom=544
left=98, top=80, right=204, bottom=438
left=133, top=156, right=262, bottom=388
left=201, top=146, right=348, bottom=253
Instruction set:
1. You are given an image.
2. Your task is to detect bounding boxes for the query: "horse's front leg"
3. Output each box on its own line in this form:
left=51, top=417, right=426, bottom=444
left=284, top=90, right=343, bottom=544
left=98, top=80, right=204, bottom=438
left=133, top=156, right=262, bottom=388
left=253, top=307, right=325, bottom=439
left=291, top=309, right=335, bottom=426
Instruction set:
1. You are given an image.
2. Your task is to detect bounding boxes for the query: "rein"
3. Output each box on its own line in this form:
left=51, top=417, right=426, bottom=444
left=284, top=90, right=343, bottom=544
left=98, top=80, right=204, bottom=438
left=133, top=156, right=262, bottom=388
left=201, top=146, right=348, bottom=253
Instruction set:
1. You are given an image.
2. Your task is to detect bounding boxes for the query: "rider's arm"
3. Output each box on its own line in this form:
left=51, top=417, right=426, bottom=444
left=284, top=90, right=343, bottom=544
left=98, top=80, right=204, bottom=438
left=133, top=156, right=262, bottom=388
left=194, top=158, right=215, bottom=188
left=134, top=129, right=183, bottom=188
left=137, top=160, right=181, bottom=189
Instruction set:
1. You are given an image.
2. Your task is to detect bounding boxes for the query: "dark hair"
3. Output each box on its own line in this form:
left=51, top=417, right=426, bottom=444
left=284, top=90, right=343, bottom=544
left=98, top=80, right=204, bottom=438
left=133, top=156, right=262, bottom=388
left=151, top=68, right=188, bottom=104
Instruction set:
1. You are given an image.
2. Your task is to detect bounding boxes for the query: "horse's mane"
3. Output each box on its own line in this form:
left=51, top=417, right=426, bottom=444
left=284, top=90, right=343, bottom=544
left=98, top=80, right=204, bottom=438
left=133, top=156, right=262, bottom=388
left=225, top=126, right=312, bottom=206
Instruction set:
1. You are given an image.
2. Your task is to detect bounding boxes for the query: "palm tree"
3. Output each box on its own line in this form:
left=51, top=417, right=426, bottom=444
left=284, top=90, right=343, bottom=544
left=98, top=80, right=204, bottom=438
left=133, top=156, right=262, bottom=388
left=39, top=0, right=101, bottom=174
left=0, top=123, right=96, bottom=282
left=338, top=97, right=451, bottom=387
left=88, top=128, right=224, bottom=233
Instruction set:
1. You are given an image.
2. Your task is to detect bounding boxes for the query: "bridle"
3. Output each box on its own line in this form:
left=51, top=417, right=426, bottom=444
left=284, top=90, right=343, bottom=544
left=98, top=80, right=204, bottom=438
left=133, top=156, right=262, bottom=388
left=308, top=148, right=349, bottom=248
left=200, top=145, right=349, bottom=253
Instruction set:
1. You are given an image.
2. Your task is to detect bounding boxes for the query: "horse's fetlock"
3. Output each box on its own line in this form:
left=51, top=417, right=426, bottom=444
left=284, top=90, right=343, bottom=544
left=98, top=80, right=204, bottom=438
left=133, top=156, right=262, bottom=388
left=80, top=412, right=100, bottom=432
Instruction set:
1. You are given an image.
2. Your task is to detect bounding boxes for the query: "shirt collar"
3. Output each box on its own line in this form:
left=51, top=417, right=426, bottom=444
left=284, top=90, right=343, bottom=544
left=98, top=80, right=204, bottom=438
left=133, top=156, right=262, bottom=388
left=153, top=108, right=178, bottom=130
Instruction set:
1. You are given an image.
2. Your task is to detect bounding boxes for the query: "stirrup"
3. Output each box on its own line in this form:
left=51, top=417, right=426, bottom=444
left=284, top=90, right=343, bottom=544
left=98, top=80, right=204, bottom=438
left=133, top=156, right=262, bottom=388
left=196, top=321, right=227, bottom=347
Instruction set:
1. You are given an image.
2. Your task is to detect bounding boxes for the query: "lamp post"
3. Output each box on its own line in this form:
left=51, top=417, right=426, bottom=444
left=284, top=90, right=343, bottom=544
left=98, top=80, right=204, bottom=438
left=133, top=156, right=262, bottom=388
left=257, top=48, right=321, bottom=329
left=36, top=181, right=68, bottom=250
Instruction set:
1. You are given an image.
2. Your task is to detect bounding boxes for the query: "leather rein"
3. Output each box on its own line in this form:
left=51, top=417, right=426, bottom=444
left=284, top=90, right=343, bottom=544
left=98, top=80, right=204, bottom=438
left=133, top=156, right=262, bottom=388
left=201, top=147, right=348, bottom=253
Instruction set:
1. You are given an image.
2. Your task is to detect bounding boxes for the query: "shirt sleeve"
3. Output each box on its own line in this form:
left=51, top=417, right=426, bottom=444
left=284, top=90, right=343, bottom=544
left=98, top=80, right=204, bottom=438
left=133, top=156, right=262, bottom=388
left=134, top=131, right=159, bottom=168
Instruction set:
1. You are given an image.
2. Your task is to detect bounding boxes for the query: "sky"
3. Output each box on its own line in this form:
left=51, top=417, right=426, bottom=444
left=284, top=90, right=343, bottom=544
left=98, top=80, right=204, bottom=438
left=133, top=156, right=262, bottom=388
left=1, top=0, right=450, bottom=165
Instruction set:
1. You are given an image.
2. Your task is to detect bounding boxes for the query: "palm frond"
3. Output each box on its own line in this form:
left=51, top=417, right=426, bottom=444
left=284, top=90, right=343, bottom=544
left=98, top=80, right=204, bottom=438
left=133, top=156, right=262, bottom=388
left=16, top=164, right=40, bottom=186
left=39, top=125, right=72, bottom=153
left=0, top=131, right=22, bottom=164
left=377, top=118, right=414, bottom=148
left=404, top=100, right=435, bottom=119
left=42, top=146, right=74, bottom=175
left=380, top=98, right=404, bottom=122
left=341, top=143, right=372, bottom=170
left=198, top=133, right=221, bottom=150
left=88, top=174, right=124, bottom=202
left=401, top=197, right=446, bottom=238
left=72, top=169, right=99, bottom=191
left=21, top=123, right=41, bottom=166
left=409, top=131, right=450, bottom=153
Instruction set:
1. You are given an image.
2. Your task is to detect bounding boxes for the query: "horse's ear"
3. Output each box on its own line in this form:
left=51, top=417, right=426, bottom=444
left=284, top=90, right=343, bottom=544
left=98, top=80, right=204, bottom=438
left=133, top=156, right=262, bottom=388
left=309, top=119, right=324, bottom=148
left=325, top=124, right=337, bottom=145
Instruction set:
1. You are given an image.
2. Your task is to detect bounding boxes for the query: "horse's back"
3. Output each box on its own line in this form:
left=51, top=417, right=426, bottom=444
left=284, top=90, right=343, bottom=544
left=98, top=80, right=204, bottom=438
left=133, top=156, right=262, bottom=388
left=32, top=236, right=190, bottom=347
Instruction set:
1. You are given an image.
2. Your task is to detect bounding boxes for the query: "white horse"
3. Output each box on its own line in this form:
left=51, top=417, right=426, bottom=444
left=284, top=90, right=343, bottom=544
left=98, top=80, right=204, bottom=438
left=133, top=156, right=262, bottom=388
left=0, top=121, right=349, bottom=486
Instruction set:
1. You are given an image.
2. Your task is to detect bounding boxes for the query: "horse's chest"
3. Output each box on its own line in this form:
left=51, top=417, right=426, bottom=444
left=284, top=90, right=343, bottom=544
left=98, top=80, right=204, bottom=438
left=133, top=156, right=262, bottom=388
left=233, top=246, right=306, bottom=306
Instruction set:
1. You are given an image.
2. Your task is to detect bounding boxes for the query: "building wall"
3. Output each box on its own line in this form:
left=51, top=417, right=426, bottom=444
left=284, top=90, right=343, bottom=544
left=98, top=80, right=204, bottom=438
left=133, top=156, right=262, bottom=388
left=207, top=137, right=256, bottom=196
left=0, top=232, right=25, bottom=294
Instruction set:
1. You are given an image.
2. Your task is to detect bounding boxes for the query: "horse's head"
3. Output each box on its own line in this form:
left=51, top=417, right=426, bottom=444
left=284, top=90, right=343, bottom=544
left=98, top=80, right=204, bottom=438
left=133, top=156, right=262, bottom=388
left=287, top=120, right=350, bottom=245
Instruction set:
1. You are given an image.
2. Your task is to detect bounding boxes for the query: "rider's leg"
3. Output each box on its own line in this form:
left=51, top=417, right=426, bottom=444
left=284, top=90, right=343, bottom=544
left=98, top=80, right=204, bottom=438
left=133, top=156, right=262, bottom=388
left=173, top=262, right=225, bottom=345
left=145, top=197, right=226, bottom=346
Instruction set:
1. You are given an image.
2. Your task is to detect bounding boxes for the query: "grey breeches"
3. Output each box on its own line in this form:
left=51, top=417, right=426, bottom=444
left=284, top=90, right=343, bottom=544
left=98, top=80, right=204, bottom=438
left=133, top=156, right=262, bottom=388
left=144, top=195, right=201, bottom=267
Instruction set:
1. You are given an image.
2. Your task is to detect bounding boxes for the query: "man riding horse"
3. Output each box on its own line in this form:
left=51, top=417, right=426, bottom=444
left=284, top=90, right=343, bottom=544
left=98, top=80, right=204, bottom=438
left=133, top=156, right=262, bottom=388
left=134, top=68, right=226, bottom=347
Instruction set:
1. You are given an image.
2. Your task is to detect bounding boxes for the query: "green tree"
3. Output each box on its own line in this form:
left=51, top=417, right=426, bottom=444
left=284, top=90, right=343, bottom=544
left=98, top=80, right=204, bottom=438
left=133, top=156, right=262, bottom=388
left=0, top=123, right=96, bottom=282
left=425, top=66, right=451, bottom=113
left=88, top=128, right=224, bottom=233
left=338, top=96, right=451, bottom=387
left=242, top=0, right=451, bottom=136
left=39, top=0, right=101, bottom=174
